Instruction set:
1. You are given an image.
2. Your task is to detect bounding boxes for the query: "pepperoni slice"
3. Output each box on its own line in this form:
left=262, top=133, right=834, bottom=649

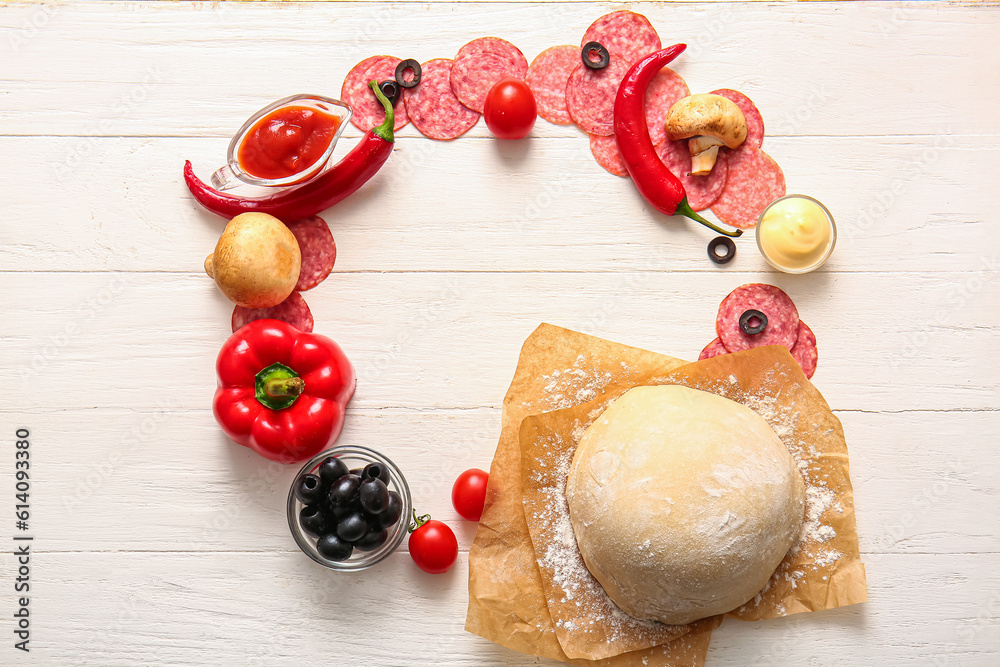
left=790, top=320, right=818, bottom=379
left=404, top=58, right=480, bottom=140
left=589, top=134, right=628, bottom=177
left=581, top=11, right=660, bottom=65
left=645, top=68, right=689, bottom=146
left=699, top=338, right=729, bottom=361
left=566, top=58, right=631, bottom=136
left=710, top=147, right=785, bottom=229
left=709, top=89, right=764, bottom=150
left=232, top=292, right=314, bottom=333
left=342, top=55, right=409, bottom=132
left=286, top=216, right=336, bottom=292
left=525, top=45, right=578, bottom=125
left=450, top=37, right=528, bottom=113
left=716, top=283, right=799, bottom=353
left=654, top=138, right=729, bottom=211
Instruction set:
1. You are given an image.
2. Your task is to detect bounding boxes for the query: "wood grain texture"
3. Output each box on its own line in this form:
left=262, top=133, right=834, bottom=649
left=0, top=1, right=998, bottom=665
left=0, top=407, right=995, bottom=554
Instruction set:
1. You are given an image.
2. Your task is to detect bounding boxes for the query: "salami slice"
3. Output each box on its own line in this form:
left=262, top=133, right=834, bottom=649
left=525, top=45, right=578, bottom=125
left=286, top=215, right=336, bottom=292
left=450, top=37, right=528, bottom=113
left=341, top=55, right=409, bottom=132
left=790, top=320, right=818, bottom=379
left=716, top=283, right=799, bottom=353
left=581, top=11, right=660, bottom=65
left=645, top=68, right=689, bottom=146
left=589, top=134, right=628, bottom=177
left=709, top=89, right=764, bottom=150
left=711, top=147, right=785, bottom=229
left=654, top=138, right=729, bottom=211
left=404, top=58, right=480, bottom=140
left=232, top=292, right=314, bottom=333
left=566, top=58, right=631, bottom=136
left=699, top=338, right=729, bottom=361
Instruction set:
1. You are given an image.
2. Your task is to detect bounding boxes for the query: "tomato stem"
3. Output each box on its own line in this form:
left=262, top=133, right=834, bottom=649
left=408, top=508, right=431, bottom=533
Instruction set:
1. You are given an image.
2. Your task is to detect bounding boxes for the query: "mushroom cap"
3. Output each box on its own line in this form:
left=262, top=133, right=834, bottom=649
left=665, top=94, right=748, bottom=149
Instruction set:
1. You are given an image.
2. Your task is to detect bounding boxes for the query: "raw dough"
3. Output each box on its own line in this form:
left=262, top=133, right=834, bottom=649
left=566, top=385, right=805, bottom=625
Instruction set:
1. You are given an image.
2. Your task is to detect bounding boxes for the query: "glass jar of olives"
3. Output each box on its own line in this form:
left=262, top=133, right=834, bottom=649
left=287, top=445, right=412, bottom=571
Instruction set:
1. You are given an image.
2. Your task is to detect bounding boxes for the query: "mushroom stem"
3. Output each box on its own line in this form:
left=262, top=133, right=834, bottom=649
left=689, top=145, right=720, bottom=176
left=665, top=93, right=749, bottom=176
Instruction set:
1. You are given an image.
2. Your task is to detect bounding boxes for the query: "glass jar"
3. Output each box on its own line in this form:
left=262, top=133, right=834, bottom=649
left=287, top=445, right=411, bottom=571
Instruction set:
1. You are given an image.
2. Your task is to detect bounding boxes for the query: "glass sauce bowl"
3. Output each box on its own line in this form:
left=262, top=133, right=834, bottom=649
left=212, top=94, right=352, bottom=191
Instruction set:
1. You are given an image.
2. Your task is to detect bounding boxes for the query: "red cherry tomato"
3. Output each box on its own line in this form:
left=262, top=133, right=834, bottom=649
left=483, top=77, right=537, bottom=140
left=408, top=513, right=458, bottom=574
left=452, top=468, right=489, bottom=521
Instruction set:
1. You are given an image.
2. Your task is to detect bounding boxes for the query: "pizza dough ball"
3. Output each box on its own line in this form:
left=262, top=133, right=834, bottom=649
left=566, top=385, right=805, bottom=625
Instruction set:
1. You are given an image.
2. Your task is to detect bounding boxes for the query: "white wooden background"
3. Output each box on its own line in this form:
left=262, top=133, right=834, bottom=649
left=1, top=1, right=998, bottom=665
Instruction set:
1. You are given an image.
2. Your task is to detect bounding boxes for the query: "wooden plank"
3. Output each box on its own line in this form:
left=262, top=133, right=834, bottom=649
left=0, top=407, right=995, bottom=554
left=10, top=551, right=998, bottom=665
left=0, top=3, right=998, bottom=138
left=2, top=271, right=997, bottom=412
left=0, top=133, right=995, bottom=275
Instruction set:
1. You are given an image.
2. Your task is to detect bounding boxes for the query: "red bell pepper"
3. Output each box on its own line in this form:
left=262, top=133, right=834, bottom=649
left=213, top=319, right=355, bottom=463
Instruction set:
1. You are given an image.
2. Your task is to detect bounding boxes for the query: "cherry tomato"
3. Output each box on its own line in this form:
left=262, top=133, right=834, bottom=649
left=408, top=512, right=458, bottom=574
left=483, top=77, right=537, bottom=140
left=452, top=468, right=489, bottom=521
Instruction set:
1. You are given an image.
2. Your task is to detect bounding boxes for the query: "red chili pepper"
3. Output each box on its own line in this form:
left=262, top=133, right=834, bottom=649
left=614, top=45, right=742, bottom=238
left=185, top=80, right=395, bottom=220
left=213, top=319, right=356, bottom=463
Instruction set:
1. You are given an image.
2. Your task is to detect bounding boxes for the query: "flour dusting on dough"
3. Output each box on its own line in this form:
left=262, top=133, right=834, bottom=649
left=531, top=362, right=846, bottom=635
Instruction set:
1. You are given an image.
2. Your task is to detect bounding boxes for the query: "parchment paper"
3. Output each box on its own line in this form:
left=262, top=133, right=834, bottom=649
left=466, top=324, right=866, bottom=665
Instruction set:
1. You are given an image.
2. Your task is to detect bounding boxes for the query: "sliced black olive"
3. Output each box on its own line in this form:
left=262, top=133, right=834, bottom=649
left=707, top=236, right=736, bottom=264
left=739, top=309, right=768, bottom=336
left=378, top=80, right=400, bottom=107
left=581, top=41, right=610, bottom=70
left=395, top=59, right=422, bottom=88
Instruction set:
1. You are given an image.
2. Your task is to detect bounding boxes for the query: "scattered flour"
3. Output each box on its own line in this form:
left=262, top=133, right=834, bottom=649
left=530, top=431, right=682, bottom=647
left=530, top=360, right=848, bottom=633
left=538, top=355, right=616, bottom=411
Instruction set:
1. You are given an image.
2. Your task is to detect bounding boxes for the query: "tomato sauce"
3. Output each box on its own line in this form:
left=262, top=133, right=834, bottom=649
left=238, top=106, right=342, bottom=181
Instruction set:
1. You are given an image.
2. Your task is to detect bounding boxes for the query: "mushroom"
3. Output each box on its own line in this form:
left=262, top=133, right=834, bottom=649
left=664, top=94, right=748, bottom=176
left=205, top=212, right=301, bottom=309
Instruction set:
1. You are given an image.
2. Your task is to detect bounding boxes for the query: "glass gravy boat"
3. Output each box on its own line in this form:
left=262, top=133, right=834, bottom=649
left=211, top=94, right=352, bottom=191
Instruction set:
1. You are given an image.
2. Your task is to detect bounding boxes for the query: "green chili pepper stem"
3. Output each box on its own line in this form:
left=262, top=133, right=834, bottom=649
left=368, top=80, right=395, bottom=143
left=676, top=199, right=743, bottom=238
left=264, top=377, right=304, bottom=399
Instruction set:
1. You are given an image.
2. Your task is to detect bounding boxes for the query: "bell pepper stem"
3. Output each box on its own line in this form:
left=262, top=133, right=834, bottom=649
left=369, top=80, right=395, bottom=143
left=676, top=199, right=743, bottom=238
left=264, top=377, right=305, bottom=399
